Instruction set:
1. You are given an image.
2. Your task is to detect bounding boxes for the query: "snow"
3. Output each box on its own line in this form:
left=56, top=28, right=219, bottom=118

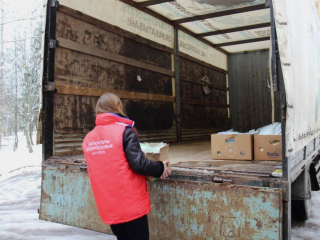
left=1, top=133, right=320, bottom=239
left=292, top=192, right=320, bottom=240
left=0, top=132, right=42, bottom=180
left=0, top=133, right=115, bottom=240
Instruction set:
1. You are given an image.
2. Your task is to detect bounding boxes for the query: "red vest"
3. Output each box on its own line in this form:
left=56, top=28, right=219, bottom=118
left=82, top=113, right=150, bottom=225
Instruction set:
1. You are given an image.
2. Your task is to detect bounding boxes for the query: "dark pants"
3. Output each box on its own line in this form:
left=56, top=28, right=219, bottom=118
left=110, top=215, right=149, bottom=240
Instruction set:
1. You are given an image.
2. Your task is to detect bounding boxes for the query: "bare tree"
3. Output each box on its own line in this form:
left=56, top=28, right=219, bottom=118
left=0, top=7, right=4, bottom=149
left=0, top=0, right=43, bottom=152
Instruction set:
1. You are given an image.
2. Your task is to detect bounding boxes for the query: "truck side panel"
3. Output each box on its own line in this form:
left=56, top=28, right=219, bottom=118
left=40, top=163, right=282, bottom=240
left=50, top=7, right=230, bottom=156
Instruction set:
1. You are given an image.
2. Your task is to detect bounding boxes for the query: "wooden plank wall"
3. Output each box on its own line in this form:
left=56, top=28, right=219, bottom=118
left=53, top=8, right=175, bottom=156
left=179, top=55, right=230, bottom=141
left=228, top=50, right=281, bottom=133
left=52, top=6, right=229, bottom=156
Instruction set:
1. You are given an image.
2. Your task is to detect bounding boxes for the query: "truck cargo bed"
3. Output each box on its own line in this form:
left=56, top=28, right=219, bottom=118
left=47, top=141, right=282, bottom=182
left=41, top=142, right=284, bottom=239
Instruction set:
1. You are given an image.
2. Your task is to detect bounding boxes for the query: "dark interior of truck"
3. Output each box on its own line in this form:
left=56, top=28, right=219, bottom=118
left=41, top=0, right=290, bottom=180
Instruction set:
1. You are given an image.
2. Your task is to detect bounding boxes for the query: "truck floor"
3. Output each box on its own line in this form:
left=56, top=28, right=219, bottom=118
left=47, top=140, right=282, bottom=179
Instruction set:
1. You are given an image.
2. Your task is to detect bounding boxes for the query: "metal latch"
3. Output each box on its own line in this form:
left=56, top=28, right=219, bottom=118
left=44, top=82, right=55, bottom=92
left=50, top=0, right=59, bottom=8
left=212, top=177, right=232, bottom=183
left=49, top=39, right=58, bottom=49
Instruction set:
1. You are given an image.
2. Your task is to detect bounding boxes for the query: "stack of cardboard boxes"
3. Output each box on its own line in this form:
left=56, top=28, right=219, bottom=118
left=211, top=134, right=282, bottom=161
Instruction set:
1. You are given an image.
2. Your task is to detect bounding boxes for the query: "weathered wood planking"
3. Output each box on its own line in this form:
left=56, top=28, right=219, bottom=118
left=55, top=84, right=174, bottom=103
left=181, top=127, right=230, bottom=141
left=57, top=38, right=174, bottom=77
left=180, top=57, right=227, bottom=90
left=180, top=104, right=229, bottom=130
left=53, top=9, right=176, bottom=152
left=180, top=81, right=204, bottom=101
left=54, top=128, right=177, bottom=156
left=123, top=99, right=174, bottom=131
left=58, top=5, right=174, bottom=54
left=206, top=107, right=230, bottom=127
left=54, top=94, right=97, bottom=134
left=54, top=94, right=175, bottom=134
left=179, top=52, right=227, bottom=74
left=56, top=11, right=172, bottom=69
left=52, top=7, right=232, bottom=153
left=55, top=48, right=173, bottom=95
left=179, top=56, right=229, bottom=139
left=180, top=99, right=229, bottom=108
left=181, top=104, right=207, bottom=129
left=228, top=50, right=281, bottom=132
left=205, top=89, right=228, bottom=105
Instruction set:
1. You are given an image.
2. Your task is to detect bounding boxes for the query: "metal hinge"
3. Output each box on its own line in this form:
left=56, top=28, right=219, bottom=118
left=50, top=0, right=59, bottom=8
left=49, top=39, right=58, bottom=49
left=281, top=181, right=290, bottom=202
left=212, top=177, right=233, bottom=183
left=44, top=82, right=55, bottom=92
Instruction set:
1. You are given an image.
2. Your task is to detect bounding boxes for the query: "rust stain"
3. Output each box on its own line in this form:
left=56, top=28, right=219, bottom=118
left=147, top=180, right=281, bottom=239
left=254, top=218, right=263, bottom=230
left=41, top=189, right=52, bottom=202
left=40, top=164, right=282, bottom=239
left=262, top=195, right=267, bottom=202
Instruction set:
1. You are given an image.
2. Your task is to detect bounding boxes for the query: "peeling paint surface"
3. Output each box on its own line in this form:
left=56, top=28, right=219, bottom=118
left=39, top=165, right=112, bottom=235
left=40, top=163, right=282, bottom=239
left=148, top=180, right=282, bottom=240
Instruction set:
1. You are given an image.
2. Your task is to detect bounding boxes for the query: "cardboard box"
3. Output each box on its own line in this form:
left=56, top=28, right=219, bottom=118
left=211, top=134, right=253, bottom=160
left=254, top=135, right=282, bottom=161
left=140, top=143, right=171, bottom=181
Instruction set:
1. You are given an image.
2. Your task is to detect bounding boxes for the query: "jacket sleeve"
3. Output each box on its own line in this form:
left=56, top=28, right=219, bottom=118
left=123, top=127, right=164, bottom=178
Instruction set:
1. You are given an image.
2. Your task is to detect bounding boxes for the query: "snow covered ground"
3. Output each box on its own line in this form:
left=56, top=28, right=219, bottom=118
left=292, top=193, right=320, bottom=240
left=0, top=133, right=320, bottom=239
left=0, top=133, right=42, bottom=179
left=0, top=133, right=115, bottom=240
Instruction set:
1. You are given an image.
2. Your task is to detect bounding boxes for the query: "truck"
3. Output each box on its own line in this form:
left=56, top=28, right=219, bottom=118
left=39, top=0, right=320, bottom=239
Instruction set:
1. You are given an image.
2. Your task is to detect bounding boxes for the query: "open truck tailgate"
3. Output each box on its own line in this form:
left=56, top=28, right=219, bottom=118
left=40, top=153, right=282, bottom=239
left=149, top=180, right=282, bottom=240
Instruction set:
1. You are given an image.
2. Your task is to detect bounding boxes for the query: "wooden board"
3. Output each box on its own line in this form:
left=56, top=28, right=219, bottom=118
left=53, top=10, right=176, bottom=145
left=53, top=128, right=177, bottom=156
left=48, top=141, right=281, bottom=177
left=51, top=6, right=233, bottom=152
left=55, top=84, right=174, bottom=103
left=179, top=52, right=227, bottom=74
left=180, top=57, right=227, bottom=90
left=58, top=5, right=174, bottom=54
left=180, top=81, right=204, bottom=101
left=53, top=94, right=175, bottom=134
left=53, top=94, right=97, bottom=134
left=228, top=50, right=280, bottom=132
left=180, top=99, right=229, bottom=108
left=179, top=56, right=229, bottom=141
left=56, top=11, right=172, bottom=69
left=123, top=99, right=174, bottom=131
left=57, top=38, right=174, bottom=77
left=55, top=48, right=173, bottom=95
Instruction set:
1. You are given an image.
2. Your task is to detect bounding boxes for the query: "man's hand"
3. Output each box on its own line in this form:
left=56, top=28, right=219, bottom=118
left=160, top=160, right=171, bottom=179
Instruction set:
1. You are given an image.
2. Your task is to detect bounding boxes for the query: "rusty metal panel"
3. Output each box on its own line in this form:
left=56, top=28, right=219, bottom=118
left=39, top=164, right=112, bottom=234
left=40, top=163, right=282, bottom=239
left=148, top=180, right=282, bottom=240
